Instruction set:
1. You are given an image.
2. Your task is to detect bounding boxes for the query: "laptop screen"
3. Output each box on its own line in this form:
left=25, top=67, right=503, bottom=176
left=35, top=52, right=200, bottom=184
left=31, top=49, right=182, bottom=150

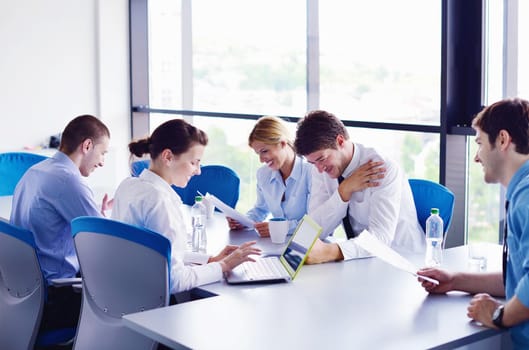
left=279, top=215, right=322, bottom=279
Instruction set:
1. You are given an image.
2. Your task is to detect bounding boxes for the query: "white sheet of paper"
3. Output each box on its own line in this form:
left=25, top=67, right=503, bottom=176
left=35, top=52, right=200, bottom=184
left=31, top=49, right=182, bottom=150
left=205, top=193, right=255, bottom=228
left=355, top=230, right=439, bottom=285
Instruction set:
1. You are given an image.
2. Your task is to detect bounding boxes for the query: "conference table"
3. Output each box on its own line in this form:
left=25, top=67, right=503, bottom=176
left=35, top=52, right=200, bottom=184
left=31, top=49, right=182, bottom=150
left=123, top=213, right=508, bottom=350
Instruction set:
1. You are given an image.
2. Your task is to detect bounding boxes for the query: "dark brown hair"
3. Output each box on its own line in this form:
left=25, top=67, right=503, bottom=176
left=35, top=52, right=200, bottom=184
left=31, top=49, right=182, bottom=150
left=129, top=119, right=208, bottom=159
left=472, top=98, right=529, bottom=154
left=294, top=110, right=349, bottom=155
left=59, top=115, right=110, bottom=154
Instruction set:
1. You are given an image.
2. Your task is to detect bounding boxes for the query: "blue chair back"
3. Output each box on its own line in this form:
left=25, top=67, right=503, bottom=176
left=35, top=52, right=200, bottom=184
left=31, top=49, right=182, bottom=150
left=71, top=217, right=171, bottom=350
left=132, top=161, right=240, bottom=209
left=0, top=152, right=48, bottom=196
left=130, top=159, right=150, bottom=177
left=0, top=220, right=75, bottom=349
left=408, top=179, right=455, bottom=234
left=175, top=165, right=240, bottom=208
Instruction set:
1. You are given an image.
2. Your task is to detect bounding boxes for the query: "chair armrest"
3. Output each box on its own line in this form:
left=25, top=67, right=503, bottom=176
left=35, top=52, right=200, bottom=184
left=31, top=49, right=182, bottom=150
left=49, top=277, right=82, bottom=287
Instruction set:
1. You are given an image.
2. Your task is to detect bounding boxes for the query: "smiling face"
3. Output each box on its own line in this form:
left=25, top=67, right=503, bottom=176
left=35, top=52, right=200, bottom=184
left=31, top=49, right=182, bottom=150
left=79, top=136, right=110, bottom=177
left=167, top=143, right=205, bottom=187
left=304, top=135, right=349, bottom=179
left=474, top=127, right=503, bottom=184
left=305, top=148, right=345, bottom=179
left=250, top=140, right=289, bottom=171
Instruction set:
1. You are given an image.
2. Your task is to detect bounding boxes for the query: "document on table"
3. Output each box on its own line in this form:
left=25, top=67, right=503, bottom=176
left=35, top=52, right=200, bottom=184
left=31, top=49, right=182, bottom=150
left=205, top=193, right=255, bottom=229
left=355, top=230, right=439, bottom=285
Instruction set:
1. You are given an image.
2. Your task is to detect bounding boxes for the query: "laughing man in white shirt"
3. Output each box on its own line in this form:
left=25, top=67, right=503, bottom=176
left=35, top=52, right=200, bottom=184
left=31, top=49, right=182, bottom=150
left=294, top=110, right=425, bottom=264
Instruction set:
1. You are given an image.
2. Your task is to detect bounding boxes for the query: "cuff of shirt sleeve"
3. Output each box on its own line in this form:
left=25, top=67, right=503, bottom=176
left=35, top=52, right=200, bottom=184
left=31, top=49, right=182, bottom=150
left=337, top=239, right=373, bottom=260
left=184, top=251, right=210, bottom=265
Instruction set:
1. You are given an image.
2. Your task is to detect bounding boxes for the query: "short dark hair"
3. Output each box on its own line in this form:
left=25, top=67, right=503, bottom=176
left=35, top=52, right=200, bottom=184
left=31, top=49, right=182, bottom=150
left=294, top=110, right=349, bottom=155
left=472, top=98, right=529, bottom=154
left=59, top=115, right=110, bottom=154
left=129, top=119, right=208, bottom=159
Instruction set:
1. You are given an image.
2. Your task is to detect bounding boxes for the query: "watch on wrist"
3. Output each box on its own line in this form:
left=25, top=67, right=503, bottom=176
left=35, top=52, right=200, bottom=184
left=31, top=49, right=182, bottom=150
left=492, top=305, right=508, bottom=329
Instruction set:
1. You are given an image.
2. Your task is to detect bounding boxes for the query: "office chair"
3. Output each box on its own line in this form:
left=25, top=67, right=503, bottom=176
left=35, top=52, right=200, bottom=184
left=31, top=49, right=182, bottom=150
left=174, top=164, right=240, bottom=208
left=131, top=161, right=240, bottom=208
left=130, top=159, right=150, bottom=177
left=408, top=179, right=455, bottom=234
left=0, top=220, right=76, bottom=350
left=0, top=152, right=48, bottom=196
left=71, top=216, right=171, bottom=350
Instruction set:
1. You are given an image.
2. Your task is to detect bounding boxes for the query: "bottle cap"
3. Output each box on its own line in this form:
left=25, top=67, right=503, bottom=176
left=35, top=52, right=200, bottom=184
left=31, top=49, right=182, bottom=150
left=195, top=195, right=203, bottom=202
left=430, top=208, right=439, bottom=215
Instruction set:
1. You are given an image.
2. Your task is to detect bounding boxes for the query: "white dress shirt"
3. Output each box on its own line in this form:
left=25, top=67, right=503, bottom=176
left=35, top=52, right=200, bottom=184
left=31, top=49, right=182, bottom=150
left=308, top=143, right=425, bottom=260
left=111, top=170, right=222, bottom=293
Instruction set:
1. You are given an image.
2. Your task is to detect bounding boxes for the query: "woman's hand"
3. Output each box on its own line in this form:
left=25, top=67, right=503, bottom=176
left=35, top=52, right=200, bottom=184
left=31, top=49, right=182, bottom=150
left=219, top=241, right=261, bottom=272
left=226, top=217, right=244, bottom=230
left=209, top=245, right=239, bottom=262
left=254, top=222, right=270, bottom=237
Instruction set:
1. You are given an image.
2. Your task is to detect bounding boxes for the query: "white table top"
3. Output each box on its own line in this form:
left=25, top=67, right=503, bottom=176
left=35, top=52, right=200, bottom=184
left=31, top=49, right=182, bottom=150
left=123, top=213, right=506, bottom=350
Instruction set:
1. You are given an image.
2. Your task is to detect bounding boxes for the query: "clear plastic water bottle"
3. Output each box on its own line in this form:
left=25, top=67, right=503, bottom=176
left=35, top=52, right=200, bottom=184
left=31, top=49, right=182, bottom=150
left=191, top=195, right=207, bottom=253
left=425, top=208, right=444, bottom=267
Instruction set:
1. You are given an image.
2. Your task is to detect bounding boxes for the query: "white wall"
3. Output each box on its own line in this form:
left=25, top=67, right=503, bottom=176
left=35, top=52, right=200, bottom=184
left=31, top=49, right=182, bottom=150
left=0, top=0, right=131, bottom=201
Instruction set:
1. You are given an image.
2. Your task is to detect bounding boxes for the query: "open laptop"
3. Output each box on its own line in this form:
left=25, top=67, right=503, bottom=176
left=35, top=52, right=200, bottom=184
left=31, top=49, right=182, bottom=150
left=226, top=214, right=322, bottom=284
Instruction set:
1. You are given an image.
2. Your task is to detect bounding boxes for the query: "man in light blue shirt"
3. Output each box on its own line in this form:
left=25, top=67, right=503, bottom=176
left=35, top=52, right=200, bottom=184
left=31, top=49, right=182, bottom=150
left=418, top=98, right=529, bottom=348
left=10, top=114, right=112, bottom=333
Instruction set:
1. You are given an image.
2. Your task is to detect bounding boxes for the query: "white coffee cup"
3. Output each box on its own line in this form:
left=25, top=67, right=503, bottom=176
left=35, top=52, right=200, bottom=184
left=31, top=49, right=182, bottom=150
left=269, top=218, right=289, bottom=244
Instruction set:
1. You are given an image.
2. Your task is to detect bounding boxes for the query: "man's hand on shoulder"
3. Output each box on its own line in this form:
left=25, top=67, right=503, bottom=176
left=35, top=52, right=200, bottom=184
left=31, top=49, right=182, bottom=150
left=338, top=160, right=386, bottom=201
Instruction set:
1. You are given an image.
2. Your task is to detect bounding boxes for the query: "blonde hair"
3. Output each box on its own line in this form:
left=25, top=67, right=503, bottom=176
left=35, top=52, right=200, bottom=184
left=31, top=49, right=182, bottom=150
left=248, top=116, right=293, bottom=149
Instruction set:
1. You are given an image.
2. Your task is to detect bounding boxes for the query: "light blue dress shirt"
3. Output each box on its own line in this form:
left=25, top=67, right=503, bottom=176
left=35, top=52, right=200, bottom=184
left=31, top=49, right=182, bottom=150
left=10, top=151, right=101, bottom=284
left=246, top=155, right=312, bottom=234
left=505, top=159, right=529, bottom=348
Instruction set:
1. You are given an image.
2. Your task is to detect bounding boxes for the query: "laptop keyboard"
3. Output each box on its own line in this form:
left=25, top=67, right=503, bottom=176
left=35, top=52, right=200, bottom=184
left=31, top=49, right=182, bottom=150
left=240, top=257, right=285, bottom=280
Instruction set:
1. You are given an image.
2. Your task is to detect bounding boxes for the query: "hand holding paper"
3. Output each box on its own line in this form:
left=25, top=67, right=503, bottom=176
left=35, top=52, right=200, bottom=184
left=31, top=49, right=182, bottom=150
left=354, top=230, right=439, bottom=285
left=205, top=193, right=256, bottom=229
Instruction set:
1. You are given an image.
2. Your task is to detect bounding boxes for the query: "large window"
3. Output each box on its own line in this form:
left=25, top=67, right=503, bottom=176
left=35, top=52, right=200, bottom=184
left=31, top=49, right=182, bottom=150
left=148, top=0, right=306, bottom=116
left=148, top=0, right=183, bottom=109
left=192, top=0, right=306, bottom=115
left=319, top=1, right=441, bottom=125
left=468, top=0, right=529, bottom=244
left=145, top=0, right=441, bottom=213
left=132, top=0, right=527, bottom=245
left=518, top=1, right=529, bottom=99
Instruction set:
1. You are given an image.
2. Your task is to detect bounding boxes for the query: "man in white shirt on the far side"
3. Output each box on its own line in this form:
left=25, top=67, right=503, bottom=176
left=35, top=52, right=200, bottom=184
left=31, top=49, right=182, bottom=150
left=294, top=109, right=425, bottom=264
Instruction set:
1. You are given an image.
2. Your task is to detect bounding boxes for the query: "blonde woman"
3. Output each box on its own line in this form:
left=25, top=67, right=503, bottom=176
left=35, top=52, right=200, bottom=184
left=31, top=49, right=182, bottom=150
left=227, top=116, right=312, bottom=236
